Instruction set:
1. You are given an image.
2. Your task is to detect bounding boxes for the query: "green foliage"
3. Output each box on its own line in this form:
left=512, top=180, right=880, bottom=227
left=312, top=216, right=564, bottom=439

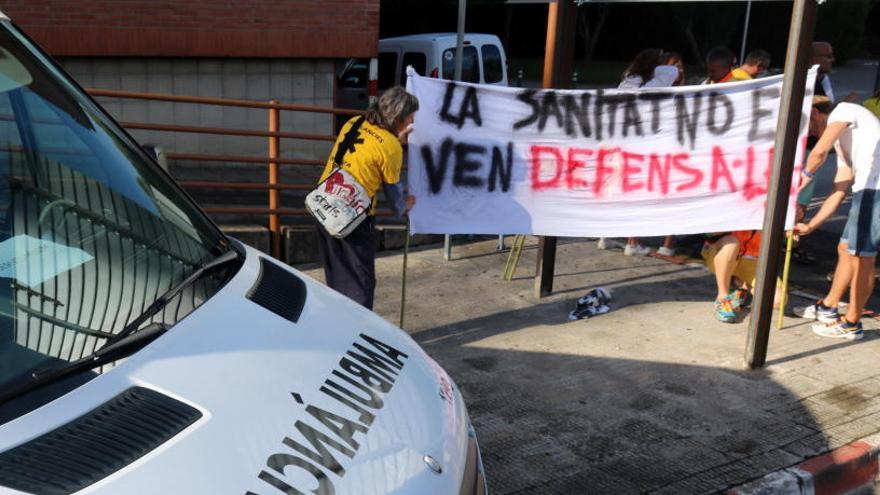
left=814, top=0, right=874, bottom=63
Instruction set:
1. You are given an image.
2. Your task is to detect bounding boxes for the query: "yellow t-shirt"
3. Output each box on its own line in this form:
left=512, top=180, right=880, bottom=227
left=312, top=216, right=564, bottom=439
left=864, top=97, right=880, bottom=119
left=319, top=117, right=403, bottom=209
left=730, top=68, right=753, bottom=81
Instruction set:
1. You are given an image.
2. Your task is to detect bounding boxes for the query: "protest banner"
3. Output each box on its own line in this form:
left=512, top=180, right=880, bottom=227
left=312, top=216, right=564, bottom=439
left=406, top=67, right=818, bottom=237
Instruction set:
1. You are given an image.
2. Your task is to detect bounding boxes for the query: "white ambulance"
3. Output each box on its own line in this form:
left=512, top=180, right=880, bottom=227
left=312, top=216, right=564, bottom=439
left=0, top=13, right=486, bottom=495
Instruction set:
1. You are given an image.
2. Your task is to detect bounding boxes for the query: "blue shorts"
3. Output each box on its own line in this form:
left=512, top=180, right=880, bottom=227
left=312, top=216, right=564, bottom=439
left=841, top=189, right=880, bottom=257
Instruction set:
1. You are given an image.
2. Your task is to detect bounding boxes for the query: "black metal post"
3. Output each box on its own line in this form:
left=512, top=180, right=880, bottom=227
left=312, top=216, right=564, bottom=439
left=744, top=0, right=817, bottom=369
left=534, top=0, right=576, bottom=299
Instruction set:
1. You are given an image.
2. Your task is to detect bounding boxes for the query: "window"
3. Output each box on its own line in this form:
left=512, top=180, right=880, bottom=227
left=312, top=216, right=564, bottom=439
left=338, top=58, right=369, bottom=88
left=378, top=52, right=398, bottom=90
left=441, top=46, right=480, bottom=83
left=400, top=52, right=427, bottom=84
left=0, top=22, right=233, bottom=404
left=482, top=45, right=504, bottom=84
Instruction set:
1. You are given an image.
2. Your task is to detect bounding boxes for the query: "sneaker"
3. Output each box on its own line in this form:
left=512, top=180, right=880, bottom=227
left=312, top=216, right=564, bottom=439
left=714, top=296, right=737, bottom=323
left=730, top=289, right=751, bottom=311
left=794, top=300, right=839, bottom=323
left=624, top=244, right=651, bottom=256
left=597, top=238, right=623, bottom=250
left=657, top=246, right=675, bottom=257
left=812, top=318, right=864, bottom=340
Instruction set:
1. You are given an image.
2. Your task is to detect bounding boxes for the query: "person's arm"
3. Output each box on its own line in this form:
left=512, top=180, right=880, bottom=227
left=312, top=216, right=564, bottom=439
left=795, top=164, right=853, bottom=236
left=383, top=182, right=408, bottom=218
left=798, top=121, right=848, bottom=192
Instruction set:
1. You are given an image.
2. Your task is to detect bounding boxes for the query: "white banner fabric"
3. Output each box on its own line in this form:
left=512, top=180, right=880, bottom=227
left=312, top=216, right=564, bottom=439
left=406, top=67, right=817, bottom=237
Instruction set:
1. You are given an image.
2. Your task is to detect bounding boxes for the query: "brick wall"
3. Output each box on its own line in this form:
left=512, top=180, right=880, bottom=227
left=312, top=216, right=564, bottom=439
left=1, top=0, right=379, bottom=57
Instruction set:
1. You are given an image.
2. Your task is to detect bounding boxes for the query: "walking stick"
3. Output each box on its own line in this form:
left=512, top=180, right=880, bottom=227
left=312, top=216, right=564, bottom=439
left=778, top=231, right=795, bottom=329
left=399, top=219, right=410, bottom=329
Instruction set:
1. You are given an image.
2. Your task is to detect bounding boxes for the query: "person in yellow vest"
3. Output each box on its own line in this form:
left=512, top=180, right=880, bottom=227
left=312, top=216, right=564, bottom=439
left=731, top=49, right=771, bottom=81
left=315, top=87, right=419, bottom=309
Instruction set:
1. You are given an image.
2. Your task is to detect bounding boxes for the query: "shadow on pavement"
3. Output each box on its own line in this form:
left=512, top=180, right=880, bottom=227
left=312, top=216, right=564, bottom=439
left=416, top=327, right=828, bottom=494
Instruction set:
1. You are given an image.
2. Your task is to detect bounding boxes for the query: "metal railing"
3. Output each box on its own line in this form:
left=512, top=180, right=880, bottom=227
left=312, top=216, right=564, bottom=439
left=86, top=88, right=365, bottom=258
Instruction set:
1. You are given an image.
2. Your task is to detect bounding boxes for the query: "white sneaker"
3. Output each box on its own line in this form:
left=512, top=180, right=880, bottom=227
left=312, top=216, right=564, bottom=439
left=793, top=301, right=840, bottom=323
left=657, top=246, right=675, bottom=257
left=624, top=244, right=651, bottom=256
left=597, top=238, right=623, bottom=250
left=812, top=319, right=864, bottom=340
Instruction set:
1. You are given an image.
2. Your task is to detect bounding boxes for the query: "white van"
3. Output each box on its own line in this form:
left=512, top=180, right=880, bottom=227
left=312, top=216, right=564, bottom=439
left=337, top=33, right=508, bottom=111
left=0, top=12, right=486, bottom=495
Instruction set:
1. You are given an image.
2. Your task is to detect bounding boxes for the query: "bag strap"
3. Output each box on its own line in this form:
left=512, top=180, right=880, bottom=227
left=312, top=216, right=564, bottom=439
left=334, top=116, right=367, bottom=167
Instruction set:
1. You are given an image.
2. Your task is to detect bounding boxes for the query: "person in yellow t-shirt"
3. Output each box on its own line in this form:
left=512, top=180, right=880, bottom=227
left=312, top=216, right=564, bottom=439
left=315, top=86, right=419, bottom=310
left=731, top=49, right=771, bottom=81
left=865, top=89, right=880, bottom=119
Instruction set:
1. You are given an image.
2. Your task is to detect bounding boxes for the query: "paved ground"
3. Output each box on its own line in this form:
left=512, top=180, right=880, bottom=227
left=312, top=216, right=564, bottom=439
left=299, top=234, right=880, bottom=494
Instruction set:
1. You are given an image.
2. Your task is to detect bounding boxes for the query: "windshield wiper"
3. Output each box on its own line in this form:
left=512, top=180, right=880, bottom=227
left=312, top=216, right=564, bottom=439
left=0, top=247, right=242, bottom=405
left=0, top=323, right=169, bottom=405
left=103, top=246, right=242, bottom=346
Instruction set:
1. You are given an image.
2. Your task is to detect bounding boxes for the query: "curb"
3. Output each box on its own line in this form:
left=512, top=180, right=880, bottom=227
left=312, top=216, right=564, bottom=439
left=728, top=434, right=880, bottom=494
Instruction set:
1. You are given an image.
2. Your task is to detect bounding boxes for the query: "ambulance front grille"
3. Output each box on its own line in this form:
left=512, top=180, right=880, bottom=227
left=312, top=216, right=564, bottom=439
left=0, top=387, right=201, bottom=495
left=246, top=257, right=307, bottom=323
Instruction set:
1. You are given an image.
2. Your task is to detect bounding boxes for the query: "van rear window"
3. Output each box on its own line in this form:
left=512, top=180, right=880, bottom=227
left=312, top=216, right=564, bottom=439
left=401, top=52, right=427, bottom=84
left=378, top=52, right=397, bottom=90
left=442, top=46, right=479, bottom=84
left=482, top=45, right=504, bottom=84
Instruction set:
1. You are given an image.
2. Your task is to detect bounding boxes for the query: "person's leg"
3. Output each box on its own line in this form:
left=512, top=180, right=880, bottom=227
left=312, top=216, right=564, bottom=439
left=823, top=242, right=853, bottom=308
left=315, top=218, right=377, bottom=309
left=624, top=237, right=651, bottom=256
left=813, top=190, right=873, bottom=338
left=336, top=218, right=377, bottom=309
left=711, top=235, right=741, bottom=323
left=658, top=236, right=675, bottom=256
left=712, top=235, right=739, bottom=299
left=315, top=221, right=337, bottom=287
left=844, top=254, right=875, bottom=324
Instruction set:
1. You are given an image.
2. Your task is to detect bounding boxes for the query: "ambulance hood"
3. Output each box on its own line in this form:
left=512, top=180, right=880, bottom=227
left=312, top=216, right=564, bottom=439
left=0, top=245, right=470, bottom=495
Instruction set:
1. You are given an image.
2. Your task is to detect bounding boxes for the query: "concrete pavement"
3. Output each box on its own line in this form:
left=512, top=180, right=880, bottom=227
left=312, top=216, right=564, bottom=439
left=299, top=236, right=880, bottom=494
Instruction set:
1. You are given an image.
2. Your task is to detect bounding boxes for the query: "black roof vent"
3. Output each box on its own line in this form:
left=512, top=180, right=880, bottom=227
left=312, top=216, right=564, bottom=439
left=247, top=257, right=307, bottom=323
left=0, top=387, right=201, bottom=495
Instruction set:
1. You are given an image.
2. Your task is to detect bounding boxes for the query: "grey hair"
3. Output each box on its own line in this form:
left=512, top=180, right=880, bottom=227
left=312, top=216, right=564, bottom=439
left=365, top=86, right=419, bottom=132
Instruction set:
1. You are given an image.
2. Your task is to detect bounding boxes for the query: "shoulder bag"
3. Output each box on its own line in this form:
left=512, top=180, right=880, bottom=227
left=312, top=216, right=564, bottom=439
left=305, top=117, right=372, bottom=238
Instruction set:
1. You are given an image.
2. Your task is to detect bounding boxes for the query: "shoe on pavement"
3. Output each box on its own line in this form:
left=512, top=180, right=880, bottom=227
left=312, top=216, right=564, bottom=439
left=657, top=246, right=675, bottom=257
left=714, top=296, right=737, bottom=323
left=794, top=300, right=840, bottom=323
left=812, top=318, right=864, bottom=340
left=597, top=238, right=623, bottom=250
left=730, top=289, right=751, bottom=311
left=624, top=244, right=651, bottom=256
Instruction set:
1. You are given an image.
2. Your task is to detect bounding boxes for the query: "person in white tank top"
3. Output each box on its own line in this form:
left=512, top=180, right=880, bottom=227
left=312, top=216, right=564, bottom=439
left=795, top=98, right=880, bottom=340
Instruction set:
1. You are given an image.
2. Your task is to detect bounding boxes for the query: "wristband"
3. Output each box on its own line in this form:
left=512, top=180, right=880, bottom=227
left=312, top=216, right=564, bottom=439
left=802, top=169, right=815, bottom=179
